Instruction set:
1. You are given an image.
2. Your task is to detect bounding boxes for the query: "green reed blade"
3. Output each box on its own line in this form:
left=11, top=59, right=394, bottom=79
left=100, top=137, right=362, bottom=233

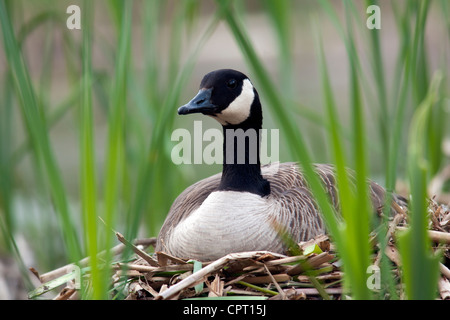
left=80, top=0, right=103, bottom=299
left=398, top=72, right=442, bottom=300
left=215, top=0, right=341, bottom=244
left=101, top=0, right=132, bottom=291
left=0, top=0, right=82, bottom=262
left=125, top=7, right=221, bottom=241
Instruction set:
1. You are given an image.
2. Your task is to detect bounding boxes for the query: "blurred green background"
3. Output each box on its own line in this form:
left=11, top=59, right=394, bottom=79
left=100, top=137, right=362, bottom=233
left=0, top=0, right=448, bottom=299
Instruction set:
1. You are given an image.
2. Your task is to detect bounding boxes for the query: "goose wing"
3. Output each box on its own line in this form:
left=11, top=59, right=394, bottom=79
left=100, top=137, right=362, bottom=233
left=262, top=162, right=393, bottom=242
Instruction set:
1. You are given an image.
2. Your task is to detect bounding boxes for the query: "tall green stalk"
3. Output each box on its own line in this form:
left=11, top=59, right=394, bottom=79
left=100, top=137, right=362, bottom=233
left=0, top=0, right=82, bottom=263
left=80, top=0, right=102, bottom=299
left=313, top=8, right=372, bottom=298
left=101, top=1, right=132, bottom=293
left=125, top=2, right=221, bottom=241
left=215, top=0, right=341, bottom=243
left=398, top=72, right=442, bottom=300
left=218, top=0, right=446, bottom=300
left=364, top=0, right=389, bottom=164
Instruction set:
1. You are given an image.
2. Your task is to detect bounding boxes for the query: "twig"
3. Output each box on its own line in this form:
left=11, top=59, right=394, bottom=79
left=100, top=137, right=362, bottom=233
left=307, top=274, right=331, bottom=300
left=385, top=245, right=402, bottom=266
left=396, top=226, right=450, bottom=244
left=287, top=252, right=334, bottom=275
left=224, top=288, right=267, bottom=296
left=207, top=274, right=224, bottom=297
left=438, top=277, right=450, bottom=300
left=156, top=251, right=188, bottom=266
left=236, top=280, right=279, bottom=296
left=155, top=251, right=285, bottom=300
left=115, top=263, right=193, bottom=273
left=265, top=255, right=304, bottom=266
left=385, top=212, right=407, bottom=244
left=116, top=232, right=159, bottom=266
left=264, top=264, right=286, bottom=299
left=241, top=273, right=290, bottom=284
left=440, top=263, right=450, bottom=280
left=392, top=201, right=407, bottom=216
left=54, top=288, right=76, bottom=300
left=37, top=237, right=156, bottom=283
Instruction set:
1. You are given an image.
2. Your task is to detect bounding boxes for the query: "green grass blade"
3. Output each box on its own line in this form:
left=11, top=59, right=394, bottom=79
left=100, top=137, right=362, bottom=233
left=0, top=71, right=14, bottom=240
left=80, top=0, right=102, bottom=299
left=101, top=0, right=132, bottom=287
left=313, top=21, right=350, bottom=225
left=215, top=0, right=341, bottom=243
left=103, top=2, right=131, bottom=224
left=410, top=0, right=431, bottom=105
left=361, top=0, right=400, bottom=298
left=261, top=0, right=294, bottom=94
left=364, top=0, right=389, bottom=160
left=0, top=0, right=82, bottom=262
left=125, top=9, right=221, bottom=241
left=0, top=212, right=34, bottom=292
left=192, top=260, right=204, bottom=294
left=343, top=3, right=372, bottom=299
left=313, top=18, right=364, bottom=299
left=313, top=4, right=373, bottom=298
left=398, top=72, right=442, bottom=300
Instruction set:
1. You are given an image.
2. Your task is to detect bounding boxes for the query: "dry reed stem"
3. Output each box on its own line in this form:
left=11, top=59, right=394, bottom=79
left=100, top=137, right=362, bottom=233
left=264, top=264, right=286, bottom=299
left=155, top=251, right=286, bottom=300
left=207, top=274, right=224, bottom=297
left=35, top=238, right=156, bottom=284
left=440, top=263, right=450, bottom=280
left=396, top=227, right=450, bottom=244
left=438, top=277, right=450, bottom=300
left=116, top=232, right=159, bottom=266
left=30, top=200, right=450, bottom=301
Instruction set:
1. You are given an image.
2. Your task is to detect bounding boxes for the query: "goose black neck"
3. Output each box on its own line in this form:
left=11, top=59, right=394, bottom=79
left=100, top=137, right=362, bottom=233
left=217, top=115, right=270, bottom=197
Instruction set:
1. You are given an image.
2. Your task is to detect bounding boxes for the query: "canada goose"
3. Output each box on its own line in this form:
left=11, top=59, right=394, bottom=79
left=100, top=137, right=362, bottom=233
left=156, top=69, right=404, bottom=261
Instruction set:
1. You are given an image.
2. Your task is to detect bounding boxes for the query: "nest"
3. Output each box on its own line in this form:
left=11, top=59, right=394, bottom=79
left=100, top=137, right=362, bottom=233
left=29, top=199, right=450, bottom=300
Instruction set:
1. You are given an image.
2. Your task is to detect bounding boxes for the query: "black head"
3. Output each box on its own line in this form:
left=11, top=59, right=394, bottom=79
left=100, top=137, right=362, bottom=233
left=178, top=69, right=261, bottom=126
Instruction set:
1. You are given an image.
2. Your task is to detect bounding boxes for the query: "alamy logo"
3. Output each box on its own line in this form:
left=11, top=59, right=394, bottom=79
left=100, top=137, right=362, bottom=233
left=66, top=5, right=81, bottom=30
left=171, top=121, right=279, bottom=166
left=366, top=5, right=381, bottom=30
left=366, top=265, right=381, bottom=290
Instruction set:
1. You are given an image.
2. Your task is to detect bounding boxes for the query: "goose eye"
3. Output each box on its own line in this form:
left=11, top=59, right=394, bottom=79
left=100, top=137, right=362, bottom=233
left=226, top=79, right=237, bottom=89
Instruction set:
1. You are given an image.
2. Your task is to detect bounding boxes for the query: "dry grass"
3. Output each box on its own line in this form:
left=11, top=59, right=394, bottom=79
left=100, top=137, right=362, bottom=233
left=27, top=199, right=450, bottom=300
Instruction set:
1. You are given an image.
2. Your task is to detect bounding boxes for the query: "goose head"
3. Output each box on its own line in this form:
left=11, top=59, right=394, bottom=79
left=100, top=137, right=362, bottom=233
left=177, top=69, right=270, bottom=197
left=178, top=69, right=262, bottom=128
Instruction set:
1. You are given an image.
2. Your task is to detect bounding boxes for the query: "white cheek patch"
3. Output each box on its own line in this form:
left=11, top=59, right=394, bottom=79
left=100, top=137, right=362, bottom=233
left=218, top=79, right=254, bottom=125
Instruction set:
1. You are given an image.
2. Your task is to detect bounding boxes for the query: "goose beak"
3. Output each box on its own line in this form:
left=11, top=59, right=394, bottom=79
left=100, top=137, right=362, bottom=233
left=178, top=88, right=216, bottom=115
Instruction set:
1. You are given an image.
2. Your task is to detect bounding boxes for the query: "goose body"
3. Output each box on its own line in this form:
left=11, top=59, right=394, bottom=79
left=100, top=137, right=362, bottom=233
left=156, top=69, right=399, bottom=261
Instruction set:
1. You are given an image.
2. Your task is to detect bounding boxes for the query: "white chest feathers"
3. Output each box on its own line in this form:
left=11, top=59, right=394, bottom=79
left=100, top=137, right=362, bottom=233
left=164, top=191, right=284, bottom=261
